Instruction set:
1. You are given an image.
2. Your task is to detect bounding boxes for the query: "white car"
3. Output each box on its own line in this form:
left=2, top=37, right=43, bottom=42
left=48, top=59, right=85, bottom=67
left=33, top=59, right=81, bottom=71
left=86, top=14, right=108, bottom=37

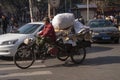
left=0, top=22, right=44, bottom=57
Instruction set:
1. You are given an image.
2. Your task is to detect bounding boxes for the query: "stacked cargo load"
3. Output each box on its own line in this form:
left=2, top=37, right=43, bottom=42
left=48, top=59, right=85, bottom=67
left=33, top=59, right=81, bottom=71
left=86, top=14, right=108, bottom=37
left=52, top=13, right=92, bottom=47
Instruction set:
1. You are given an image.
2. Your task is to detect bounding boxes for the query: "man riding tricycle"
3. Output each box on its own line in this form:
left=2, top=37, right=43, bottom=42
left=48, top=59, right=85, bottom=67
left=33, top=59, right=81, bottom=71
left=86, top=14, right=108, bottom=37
left=13, top=13, right=92, bottom=69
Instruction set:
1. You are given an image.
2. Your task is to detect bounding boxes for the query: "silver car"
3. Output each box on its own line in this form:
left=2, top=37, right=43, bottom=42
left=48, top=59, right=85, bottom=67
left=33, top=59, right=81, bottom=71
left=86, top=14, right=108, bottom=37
left=0, top=22, right=44, bottom=57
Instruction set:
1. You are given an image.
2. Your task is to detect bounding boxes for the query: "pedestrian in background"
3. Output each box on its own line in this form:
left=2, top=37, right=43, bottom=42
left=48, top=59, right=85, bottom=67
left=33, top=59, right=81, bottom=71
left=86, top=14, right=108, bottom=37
left=1, top=15, right=9, bottom=34
left=96, top=15, right=103, bottom=19
left=49, top=15, right=54, bottom=22
left=10, top=22, right=19, bottom=33
left=9, top=17, right=18, bottom=32
left=105, top=16, right=113, bottom=23
left=115, top=13, right=120, bottom=28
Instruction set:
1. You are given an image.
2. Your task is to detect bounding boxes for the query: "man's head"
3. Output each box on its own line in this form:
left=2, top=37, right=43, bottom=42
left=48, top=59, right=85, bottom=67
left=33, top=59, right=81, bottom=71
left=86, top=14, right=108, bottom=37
left=2, top=15, right=5, bottom=19
left=43, top=17, right=50, bottom=24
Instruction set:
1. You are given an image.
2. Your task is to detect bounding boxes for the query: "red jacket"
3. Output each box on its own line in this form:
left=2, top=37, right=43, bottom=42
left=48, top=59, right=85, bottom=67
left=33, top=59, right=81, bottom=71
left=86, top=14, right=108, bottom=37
left=39, top=23, right=56, bottom=42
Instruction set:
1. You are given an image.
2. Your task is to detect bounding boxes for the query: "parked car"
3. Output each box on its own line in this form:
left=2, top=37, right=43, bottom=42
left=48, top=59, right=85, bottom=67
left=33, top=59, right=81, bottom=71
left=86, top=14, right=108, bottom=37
left=87, top=19, right=120, bottom=43
left=0, top=22, right=44, bottom=57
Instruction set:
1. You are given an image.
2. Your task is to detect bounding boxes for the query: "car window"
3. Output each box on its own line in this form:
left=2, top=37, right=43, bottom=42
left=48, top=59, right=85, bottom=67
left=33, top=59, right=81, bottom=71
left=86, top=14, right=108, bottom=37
left=38, top=25, right=44, bottom=32
left=89, top=20, right=113, bottom=28
left=89, top=22, right=98, bottom=27
left=104, top=20, right=112, bottom=26
left=18, top=24, right=42, bottom=34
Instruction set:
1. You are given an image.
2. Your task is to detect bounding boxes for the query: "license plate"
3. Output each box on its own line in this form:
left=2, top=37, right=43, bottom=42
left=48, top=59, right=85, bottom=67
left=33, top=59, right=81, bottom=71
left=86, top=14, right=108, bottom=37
left=102, top=37, right=111, bottom=40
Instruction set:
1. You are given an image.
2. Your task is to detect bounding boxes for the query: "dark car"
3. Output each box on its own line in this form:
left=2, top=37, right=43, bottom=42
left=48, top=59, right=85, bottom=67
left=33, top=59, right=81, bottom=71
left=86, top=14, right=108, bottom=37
left=87, top=19, right=120, bottom=43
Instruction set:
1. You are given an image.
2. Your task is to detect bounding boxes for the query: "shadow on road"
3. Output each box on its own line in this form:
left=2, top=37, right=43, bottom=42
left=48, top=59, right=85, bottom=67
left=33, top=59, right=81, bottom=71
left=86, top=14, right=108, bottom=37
left=86, top=45, right=113, bottom=54
left=30, top=60, right=81, bottom=69
left=37, top=56, right=120, bottom=69
left=84, top=56, right=120, bottom=66
left=0, top=44, right=118, bottom=68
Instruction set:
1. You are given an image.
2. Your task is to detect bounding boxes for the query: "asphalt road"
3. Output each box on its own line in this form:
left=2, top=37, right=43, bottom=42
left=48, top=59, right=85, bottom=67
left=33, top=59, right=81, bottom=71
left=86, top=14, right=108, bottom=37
left=0, top=43, right=120, bottom=80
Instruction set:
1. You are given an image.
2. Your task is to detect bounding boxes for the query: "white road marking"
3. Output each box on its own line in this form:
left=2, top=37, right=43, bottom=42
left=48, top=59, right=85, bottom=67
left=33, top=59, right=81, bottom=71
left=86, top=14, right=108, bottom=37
left=0, top=71, right=52, bottom=78
left=0, top=60, right=52, bottom=78
left=0, top=65, right=46, bottom=71
left=0, top=60, right=43, bottom=64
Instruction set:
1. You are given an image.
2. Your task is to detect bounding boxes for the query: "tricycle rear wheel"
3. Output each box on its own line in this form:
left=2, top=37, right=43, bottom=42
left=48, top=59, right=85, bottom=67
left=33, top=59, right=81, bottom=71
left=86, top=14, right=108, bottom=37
left=71, top=47, right=86, bottom=64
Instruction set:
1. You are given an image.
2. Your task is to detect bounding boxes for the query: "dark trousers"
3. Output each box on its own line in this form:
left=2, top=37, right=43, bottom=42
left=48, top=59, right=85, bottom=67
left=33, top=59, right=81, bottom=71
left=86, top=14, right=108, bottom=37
left=36, top=36, right=52, bottom=47
left=2, top=27, right=7, bottom=34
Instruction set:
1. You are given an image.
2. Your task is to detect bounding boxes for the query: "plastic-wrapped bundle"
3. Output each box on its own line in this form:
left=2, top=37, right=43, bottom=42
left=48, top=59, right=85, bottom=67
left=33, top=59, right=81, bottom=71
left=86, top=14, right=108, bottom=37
left=73, top=20, right=84, bottom=33
left=74, top=20, right=90, bottom=34
left=52, top=13, right=75, bottom=30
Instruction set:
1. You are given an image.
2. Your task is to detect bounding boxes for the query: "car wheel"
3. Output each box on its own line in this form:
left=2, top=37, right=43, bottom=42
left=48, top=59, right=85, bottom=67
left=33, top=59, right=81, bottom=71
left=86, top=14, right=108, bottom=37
left=114, top=38, right=119, bottom=44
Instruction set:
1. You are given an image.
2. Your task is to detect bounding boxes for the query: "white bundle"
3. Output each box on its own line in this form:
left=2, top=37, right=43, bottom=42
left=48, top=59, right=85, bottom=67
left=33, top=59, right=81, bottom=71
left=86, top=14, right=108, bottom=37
left=74, top=20, right=90, bottom=33
left=52, top=13, right=75, bottom=30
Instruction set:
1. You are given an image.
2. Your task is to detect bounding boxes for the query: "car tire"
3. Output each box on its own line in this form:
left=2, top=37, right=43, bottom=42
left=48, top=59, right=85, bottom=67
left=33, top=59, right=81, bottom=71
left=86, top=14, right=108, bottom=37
left=114, top=38, right=119, bottom=44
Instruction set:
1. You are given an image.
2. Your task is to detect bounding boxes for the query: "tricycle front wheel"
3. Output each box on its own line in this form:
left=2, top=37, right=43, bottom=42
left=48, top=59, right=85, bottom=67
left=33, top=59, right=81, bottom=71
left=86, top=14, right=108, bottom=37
left=13, top=45, right=36, bottom=69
